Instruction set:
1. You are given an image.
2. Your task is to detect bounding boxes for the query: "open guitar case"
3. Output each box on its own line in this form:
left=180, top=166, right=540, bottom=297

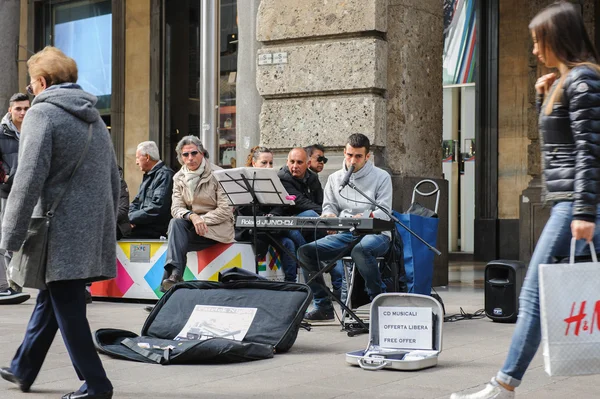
left=93, top=268, right=312, bottom=364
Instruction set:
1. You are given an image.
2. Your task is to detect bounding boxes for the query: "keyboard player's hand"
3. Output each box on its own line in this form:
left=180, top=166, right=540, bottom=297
left=321, top=213, right=337, bottom=235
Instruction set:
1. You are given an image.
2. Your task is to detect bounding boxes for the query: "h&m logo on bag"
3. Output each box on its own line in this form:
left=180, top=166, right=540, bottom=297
left=564, top=301, right=600, bottom=336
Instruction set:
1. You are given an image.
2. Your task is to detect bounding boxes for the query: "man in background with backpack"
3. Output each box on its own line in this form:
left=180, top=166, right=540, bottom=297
left=0, top=93, right=30, bottom=304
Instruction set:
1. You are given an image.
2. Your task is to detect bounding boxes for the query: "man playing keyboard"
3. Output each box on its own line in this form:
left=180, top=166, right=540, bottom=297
left=297, top=133, right=393, bottom=322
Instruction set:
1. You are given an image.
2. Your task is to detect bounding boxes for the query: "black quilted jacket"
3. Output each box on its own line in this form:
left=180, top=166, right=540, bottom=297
left=538, top=64, right=600, bottom=222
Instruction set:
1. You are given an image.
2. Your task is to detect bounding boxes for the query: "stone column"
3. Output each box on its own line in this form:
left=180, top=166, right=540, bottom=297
left=123, top=1, right=151, bottom=195
left=255, top=0, right=387, bottom=170
left=387, top=0, right=447, bottom=285
left=255, top=0, right=447, bottom=285
left=0, top=0, right=20, bottom=110
left=236, top=0, right=263, bottom=161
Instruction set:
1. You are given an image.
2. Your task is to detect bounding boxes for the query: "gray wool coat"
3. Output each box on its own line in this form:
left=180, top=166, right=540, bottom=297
left=0, top=83, right=120, bottom=284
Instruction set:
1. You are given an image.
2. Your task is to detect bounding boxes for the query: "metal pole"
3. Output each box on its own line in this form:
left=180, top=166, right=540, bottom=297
left=200, top=0, right=220, bottom=163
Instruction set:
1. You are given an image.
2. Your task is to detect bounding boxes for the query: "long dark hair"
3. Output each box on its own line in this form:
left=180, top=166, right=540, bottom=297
left=529, top=1, right=600, bottom=114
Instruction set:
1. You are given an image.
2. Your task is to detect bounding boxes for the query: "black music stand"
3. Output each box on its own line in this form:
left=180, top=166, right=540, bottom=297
left=214, top=167, right=294, bottom=270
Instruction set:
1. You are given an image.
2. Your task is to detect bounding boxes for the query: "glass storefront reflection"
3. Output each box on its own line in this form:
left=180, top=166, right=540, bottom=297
left=51, top=0, right=112, bottom=114
left=164, top=0, right=238, bottom=170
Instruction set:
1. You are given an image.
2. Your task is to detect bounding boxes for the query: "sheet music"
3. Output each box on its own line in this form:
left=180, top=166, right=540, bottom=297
left=213, top=167, right=295, bottom=206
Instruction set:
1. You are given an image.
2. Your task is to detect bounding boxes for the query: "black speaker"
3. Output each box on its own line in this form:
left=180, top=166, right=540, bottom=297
left=485, top=260, right=526, bottom=323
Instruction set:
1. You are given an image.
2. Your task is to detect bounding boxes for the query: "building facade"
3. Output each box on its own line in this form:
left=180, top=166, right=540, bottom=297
left=12, top=0, right=598, bottom=285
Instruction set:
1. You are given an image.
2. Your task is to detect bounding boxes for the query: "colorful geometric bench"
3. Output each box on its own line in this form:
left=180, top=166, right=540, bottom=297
left=90, top=239, right=285, bottom=300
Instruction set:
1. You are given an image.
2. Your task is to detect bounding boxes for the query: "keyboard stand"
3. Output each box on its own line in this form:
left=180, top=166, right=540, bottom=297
left=260, top=230, right=370, bottom=336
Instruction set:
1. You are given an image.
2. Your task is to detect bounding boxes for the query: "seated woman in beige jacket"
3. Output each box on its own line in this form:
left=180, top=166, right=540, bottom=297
left=161, top=135, right=235, bottom=292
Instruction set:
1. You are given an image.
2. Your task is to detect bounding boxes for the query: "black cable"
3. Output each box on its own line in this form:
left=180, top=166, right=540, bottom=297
left=443, top=307, right=486, bottom=323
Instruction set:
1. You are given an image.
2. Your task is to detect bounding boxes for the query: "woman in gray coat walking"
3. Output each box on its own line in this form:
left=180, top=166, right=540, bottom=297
left=0, top=47, right=118, bottom=399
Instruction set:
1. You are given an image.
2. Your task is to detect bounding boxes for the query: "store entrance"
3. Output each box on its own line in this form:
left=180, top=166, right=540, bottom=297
left=162, top=0, right=238, bottom=171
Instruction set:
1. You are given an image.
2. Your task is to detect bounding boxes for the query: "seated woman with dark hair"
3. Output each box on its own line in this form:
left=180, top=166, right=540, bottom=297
left=235, top=146, right=298, bottom=282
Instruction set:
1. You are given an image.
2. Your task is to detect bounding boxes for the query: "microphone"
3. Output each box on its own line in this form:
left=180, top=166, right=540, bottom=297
left=339, top=164, right=355, bottom=192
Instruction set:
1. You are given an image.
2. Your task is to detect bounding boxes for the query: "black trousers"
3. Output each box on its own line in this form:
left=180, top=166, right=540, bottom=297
left=10, top=280, right=112, bottom=395
left=165, top=218, right=218, bottom=276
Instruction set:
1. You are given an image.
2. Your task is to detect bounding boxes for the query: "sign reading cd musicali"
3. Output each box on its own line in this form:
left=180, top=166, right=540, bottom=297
left=379, top=306, right=433, bottom=350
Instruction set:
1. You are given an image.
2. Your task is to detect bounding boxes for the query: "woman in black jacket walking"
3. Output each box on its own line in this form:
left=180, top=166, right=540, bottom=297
left=452, top=2, right=600, bottom=398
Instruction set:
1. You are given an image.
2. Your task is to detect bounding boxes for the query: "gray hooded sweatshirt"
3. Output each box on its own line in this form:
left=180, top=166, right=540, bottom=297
left=1, top=83, right=120, bottom=284
left=322, top=160, right=393, bottom=235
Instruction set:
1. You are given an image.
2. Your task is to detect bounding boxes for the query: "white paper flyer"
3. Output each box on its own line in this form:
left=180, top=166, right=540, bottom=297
left=175, top=305, right=258, bottom=342
left=378, top=306, right=433, bottom=350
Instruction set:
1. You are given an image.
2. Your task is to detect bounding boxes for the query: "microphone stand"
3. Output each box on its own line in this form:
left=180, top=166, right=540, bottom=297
left=346, top=182, right=441, bottom=256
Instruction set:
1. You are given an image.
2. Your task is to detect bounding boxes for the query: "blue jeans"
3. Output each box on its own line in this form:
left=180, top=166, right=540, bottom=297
left=497, top=202, right=600, bottom=387
left=286, top=210, right=342, bottom=289
left=285, top=210, right=320, bottom=248
left=278, top=236, right=298, bottom=282
left=297, top=232, right=390, bottom=311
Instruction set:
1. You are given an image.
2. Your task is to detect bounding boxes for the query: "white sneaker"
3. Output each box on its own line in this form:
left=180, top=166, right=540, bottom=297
left=450, top=378, right=515, bottom=399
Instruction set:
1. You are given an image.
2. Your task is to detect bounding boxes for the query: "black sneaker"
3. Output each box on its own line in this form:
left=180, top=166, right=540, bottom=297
left=304, top=308, right=334, bottom=322
left=0, top=288, right=30, bottom=305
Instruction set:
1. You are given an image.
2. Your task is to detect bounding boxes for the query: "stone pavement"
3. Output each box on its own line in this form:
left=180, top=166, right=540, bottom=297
left=2, top=286, right=600, bottom=399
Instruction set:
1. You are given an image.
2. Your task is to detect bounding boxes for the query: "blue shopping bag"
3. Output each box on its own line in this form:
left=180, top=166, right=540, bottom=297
left=392, top=210, right=438, bottom=295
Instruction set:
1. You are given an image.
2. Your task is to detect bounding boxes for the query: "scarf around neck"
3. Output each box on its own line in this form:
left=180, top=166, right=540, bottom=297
left=181, top=158, right=206, bottom=197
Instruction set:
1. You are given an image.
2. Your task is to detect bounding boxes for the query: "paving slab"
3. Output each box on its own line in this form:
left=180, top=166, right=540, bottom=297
left=1, top=286, right=600, bottom=398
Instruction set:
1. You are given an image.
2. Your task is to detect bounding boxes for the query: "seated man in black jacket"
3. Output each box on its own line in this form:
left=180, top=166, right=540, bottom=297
left=276, top=147, right=343, bottom=297
left=128, top=141, right=175, bottom=238
left=275, top=147, right=323, bottom=219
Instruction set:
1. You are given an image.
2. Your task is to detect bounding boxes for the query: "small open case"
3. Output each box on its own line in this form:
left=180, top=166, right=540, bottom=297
left=346, top=293, right=443, bottom=371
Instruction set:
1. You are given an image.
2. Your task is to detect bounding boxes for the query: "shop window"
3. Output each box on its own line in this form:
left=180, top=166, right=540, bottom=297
left=443, top=0, right=477, bottom=253
left=164, top=0, right=238, bottom=170
left=443, top=0, right=476, bottom=85
left=40, top=0, right=112, bottom=115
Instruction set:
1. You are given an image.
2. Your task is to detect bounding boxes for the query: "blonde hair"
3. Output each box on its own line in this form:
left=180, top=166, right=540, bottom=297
left=27, top=46, right=78, bottom=87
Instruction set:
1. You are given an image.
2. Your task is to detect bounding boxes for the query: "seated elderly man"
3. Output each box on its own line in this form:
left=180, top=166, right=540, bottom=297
left=161, top=135, right=235, bottom=292
left=128, top=141, right=174, bottom=238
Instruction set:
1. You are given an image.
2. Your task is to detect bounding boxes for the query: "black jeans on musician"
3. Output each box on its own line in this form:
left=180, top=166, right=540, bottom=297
left=9, top=279, right=112, bottom=395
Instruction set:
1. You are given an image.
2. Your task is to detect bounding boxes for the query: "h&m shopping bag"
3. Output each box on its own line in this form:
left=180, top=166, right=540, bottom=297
left=539, top=239, right=600, bottom=376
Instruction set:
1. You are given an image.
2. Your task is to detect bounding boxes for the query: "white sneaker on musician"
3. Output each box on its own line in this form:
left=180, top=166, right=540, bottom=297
left=450, top=378, right=515, bottom=399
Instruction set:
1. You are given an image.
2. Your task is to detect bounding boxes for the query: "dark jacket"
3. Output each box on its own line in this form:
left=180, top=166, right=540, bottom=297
left=128, top=161, right=175, bottom=237
left=0, top=113, right=20, bottom=198
left=273, top=166, right=323, bottom=215
left=117, top=167, right=131, bottom=239
left=1, top=83, right=120, bottom=283
left=538, top=64, right=600, bottom=222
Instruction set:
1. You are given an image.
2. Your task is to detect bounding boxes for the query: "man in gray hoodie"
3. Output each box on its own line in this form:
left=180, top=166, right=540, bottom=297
left=298, top=133, right=393, bottom=321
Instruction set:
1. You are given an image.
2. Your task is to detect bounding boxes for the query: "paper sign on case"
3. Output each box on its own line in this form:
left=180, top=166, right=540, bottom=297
left=378, top=306, right=433, bottom=350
